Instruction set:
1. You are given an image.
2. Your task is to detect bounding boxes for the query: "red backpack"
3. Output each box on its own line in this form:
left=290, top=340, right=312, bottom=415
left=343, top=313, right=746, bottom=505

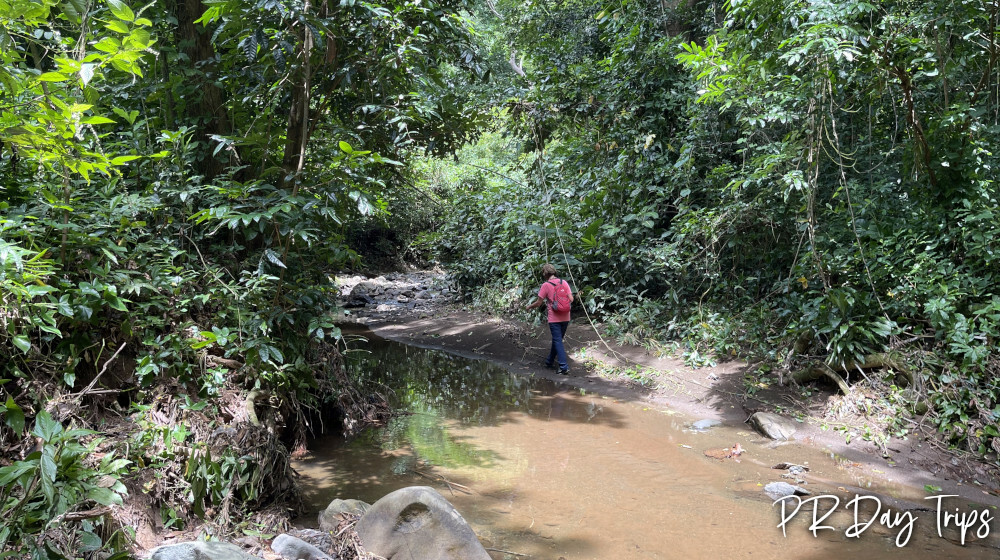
left=547, top=279, right=573, bottom=311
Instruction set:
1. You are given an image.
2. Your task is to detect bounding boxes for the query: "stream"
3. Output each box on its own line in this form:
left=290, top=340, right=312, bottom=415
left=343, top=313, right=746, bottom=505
left=293, top=329, right=1000, bottom=559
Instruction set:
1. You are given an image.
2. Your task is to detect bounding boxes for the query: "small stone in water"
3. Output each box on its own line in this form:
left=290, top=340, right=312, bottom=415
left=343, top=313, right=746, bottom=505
left=764, top=481, right=811, bottom=501
left=691, top=419, right=721, bottom=430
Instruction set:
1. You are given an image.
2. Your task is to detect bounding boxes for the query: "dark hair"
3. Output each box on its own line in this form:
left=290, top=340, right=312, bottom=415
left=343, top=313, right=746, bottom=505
left=541, top=263, right=557, bottom=279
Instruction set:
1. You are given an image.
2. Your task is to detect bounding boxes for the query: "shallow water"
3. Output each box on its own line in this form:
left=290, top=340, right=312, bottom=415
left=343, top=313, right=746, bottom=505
left=294, top=330, right=1000, bottom=559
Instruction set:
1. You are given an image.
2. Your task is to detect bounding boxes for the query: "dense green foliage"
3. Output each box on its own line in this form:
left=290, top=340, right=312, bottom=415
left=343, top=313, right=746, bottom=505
left=0, top=0, right=480, bottom=555
left=3, top=0, right=1000, bottom=553
left=430, top=0, right=1000, bottom=458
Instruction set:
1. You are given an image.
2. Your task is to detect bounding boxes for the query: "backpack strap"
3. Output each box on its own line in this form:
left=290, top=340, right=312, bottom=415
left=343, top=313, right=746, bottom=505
left=544, top=278, right=560, bottom=306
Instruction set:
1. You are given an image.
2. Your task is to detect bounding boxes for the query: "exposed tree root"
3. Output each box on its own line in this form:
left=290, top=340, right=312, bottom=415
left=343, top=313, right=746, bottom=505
left=791, top=353, right=912, bottom=394
left=792, top=362, right=852, bottom=394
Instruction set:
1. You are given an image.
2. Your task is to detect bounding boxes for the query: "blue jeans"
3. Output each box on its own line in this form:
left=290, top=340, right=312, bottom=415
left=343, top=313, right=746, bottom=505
left=546, top=321, right=570, bottom=370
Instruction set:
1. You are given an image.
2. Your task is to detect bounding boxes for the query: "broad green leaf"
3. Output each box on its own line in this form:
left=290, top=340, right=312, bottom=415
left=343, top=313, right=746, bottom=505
left=40, top=450, right=57, bottom=482
left=105, top=293, right=127, bottom=311
left=338, top=141, right=353, bottom=153
left=105, top=20, right=129, bottom=33
left=111, top=155, right=141, bottom=165
left=93, top=37, right=122, bottom=53
left=264, top=249, right=286, bottom=269
left=0, top=461, right=36, bottom=486
left=81, top=115, right=116, bottom=125
left=105, top=458, right=131, bottom=472
left=79, top=531, right=103, bottom=552
left=3, top=397, right=24, bottom=434
left=33, top=411, right=61, bottom=441
left=107, top=0, right=135, bottom=22
left=24, top=284, right=57, bottom=296
left=269, top=345, right=284, bottom=364
left=37, top=323, right=62, bottom=335
left=38, top=72, right=67, bottom=82
left=87, top=486, right=123, bottom=505
left=12, top=335, right=30, bottom=354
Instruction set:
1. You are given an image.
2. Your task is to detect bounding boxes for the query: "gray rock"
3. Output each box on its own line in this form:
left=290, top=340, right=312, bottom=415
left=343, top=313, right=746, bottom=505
left=771, top=463, right=809, bottom=475
left=356, top=280, right=381, bottom=294
left=691, top=419, right=721, bottom=430
left=401, top=290, right=416, bottom=298
left=397, top=295, right=410, bottom=303
left=771, top=462, right=810, bottom=473
left=286, top=530, right=333, bottom=554
left=764, top=481, right=811, bottom=501
left=318, top=498, right=372, bottom=531
left=356, top=486, right=490, bottom=560
left=150, top=542, right=260, bottom=560
left=345, top=285, right=375, bottom=308
left=748, top=412, right=798, bottom=441
left=271, top=534, right=332, bottom=560
left=417, top=291, right=433, bottom=300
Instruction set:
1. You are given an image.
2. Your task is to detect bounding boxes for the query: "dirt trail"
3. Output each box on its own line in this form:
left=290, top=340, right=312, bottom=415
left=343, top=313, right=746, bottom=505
left=335, top=271, right=1000, bottom=509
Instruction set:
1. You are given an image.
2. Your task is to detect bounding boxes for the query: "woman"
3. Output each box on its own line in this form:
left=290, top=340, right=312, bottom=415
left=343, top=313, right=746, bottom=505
left=525, top=263, right=574, bottom=375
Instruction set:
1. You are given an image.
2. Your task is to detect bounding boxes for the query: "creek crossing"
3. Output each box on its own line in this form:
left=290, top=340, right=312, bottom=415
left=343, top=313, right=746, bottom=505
left=293, top=329, right=1000, bottom=559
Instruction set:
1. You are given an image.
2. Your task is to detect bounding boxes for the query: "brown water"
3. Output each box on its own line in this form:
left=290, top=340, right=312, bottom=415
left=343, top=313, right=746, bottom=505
left=294, top=332, right=1000, bottom=559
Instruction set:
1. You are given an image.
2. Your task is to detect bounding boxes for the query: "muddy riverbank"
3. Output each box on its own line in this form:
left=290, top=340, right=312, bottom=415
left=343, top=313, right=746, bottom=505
left=331, top=271, right=1000, bottom=508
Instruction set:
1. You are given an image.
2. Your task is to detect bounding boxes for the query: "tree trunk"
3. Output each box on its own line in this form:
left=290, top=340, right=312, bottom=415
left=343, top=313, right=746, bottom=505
left=175, top=0, right=231, bottom=179
left=280, top=0, right=314, bottom=191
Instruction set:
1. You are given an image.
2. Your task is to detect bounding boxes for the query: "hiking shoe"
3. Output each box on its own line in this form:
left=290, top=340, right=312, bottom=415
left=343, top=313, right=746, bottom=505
left=558, top=368, right=570, bottom=375
left=543, top=362, right=555, bottom=369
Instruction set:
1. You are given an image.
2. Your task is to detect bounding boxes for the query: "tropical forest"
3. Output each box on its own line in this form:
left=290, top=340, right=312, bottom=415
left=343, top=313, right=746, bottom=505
left=2, top=0, right=1000, bottom=556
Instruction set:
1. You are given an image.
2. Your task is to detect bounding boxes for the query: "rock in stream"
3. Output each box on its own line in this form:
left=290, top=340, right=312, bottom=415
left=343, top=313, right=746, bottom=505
left=747, top=412, right=798, bottom=441
left=355, top=486, right=491, bottom=560
left=150, top=542, right=261, bottom=560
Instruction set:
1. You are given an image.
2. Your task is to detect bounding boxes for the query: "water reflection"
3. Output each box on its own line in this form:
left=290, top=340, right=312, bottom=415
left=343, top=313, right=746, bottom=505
left=340, top=329, right=628, bottom=473
left=348, top=338, right=538, bottom=422
left=344, top=333, right=542, bottom=469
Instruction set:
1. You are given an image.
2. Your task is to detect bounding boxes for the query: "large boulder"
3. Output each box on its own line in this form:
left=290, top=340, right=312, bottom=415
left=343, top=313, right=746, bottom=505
left=355, top=486, right=490, bottom=560
left=318, top=498, right=371, bottom=531
left=271, top=534, right=332, bottom=560
left=150, top=542, right=260, bottom=560
left=747, top=412, right=797, bottom=441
